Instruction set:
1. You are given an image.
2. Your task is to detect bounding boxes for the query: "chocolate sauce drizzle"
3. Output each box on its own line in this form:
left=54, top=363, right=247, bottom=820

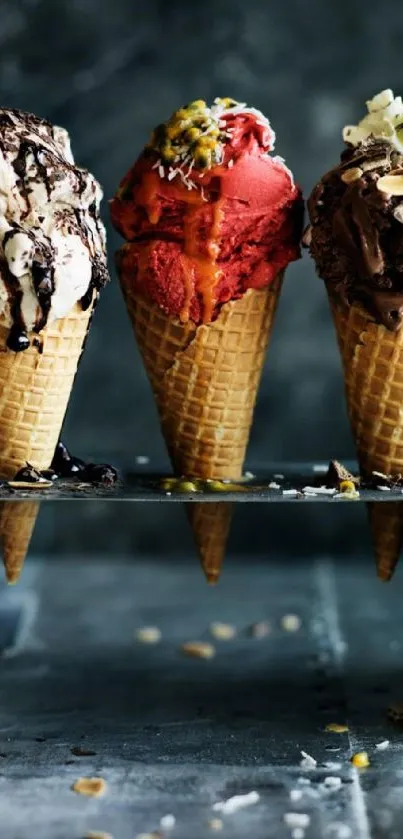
left=0, top=108, right=109, bottom=351
left=12, top=442, right=118, bottom=487
left=307, top=138, right=403, bottom=331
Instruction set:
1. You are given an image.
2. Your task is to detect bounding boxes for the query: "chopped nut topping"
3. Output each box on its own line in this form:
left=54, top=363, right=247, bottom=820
left=208, top=820, right=223, bottom=831
left=181, top=641, right=215, bottom=659
left=209, top=622, right=236, bottom=640
left=72, top=777, right=107, bottom=797
left=351, top=751, right=370, bottom=768
left=340, top=167, right=363, bottom=183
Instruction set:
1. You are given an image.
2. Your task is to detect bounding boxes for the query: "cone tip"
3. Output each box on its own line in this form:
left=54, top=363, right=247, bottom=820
left=205, top=570, right=220, bottom=585
left=377, top=565, right=394, bottom=582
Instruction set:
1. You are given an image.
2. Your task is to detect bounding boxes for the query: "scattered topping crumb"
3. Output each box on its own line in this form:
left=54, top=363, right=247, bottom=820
left=387, top=701, right=403, bottom=721
left=212, top=791, right=260, bottom=814
left=303, top=485, right=336, bottom=496
left=135, top=456, right=150, bottom=465
left=300, top=750, right=317, bottom=768
left=375, top=740, right=390, bottom=750
left=323, top=776, right=342, bottom=789
left=208, top=819, right=223, bottom=831
left=248, top=620, right=271, bottom=639
left=281, top=614, right=302, bottom=632
left=313, top=464, right=328, bottom=473
left=135, top=627, right=162, bottom=644
left=85, top=832, right=113, bottom=839
left=72, top=777, right=107, bottom=797
left=291, top=829, right=305, bottom=839
left=135, top=833, right=162, bottom=839
left=339, top=480, right=358, bottom=494
left=273, top=473, right=284, bottom=479
left=325, top=460, right=357, bottom=488
left=181, top=641, right=215, bottom=659
left=327, top=825, right=352, bottom=838
left=268, top=481, right=281, bottom=489
left=351, top=751, right=370, bottom=768
left=71, top=746, right=96, bottom=757
left=325, top=723, right=349, bottom=733
left=324, top=761, right=342, bottom=771
left=290, top=789, right=303, bottom=802
left=284, top=813, right=310, bottom=829
left=160, top=814, right=176, bottom=830
left=209, top=622, right=236, bottom=640
left=282, top=489, right=299, bottom=497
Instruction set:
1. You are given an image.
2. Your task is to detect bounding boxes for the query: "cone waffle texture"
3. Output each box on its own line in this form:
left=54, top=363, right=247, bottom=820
left=121, top=274, right=283, bottom=581
left=329, top=292, right=403, bottom=580
left=0, top=303, right=93, bottom=582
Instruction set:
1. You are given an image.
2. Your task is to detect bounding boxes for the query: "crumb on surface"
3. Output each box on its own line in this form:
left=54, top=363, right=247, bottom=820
left=325, top=723, right=349, bottom=733
left=209, top=622, right=236, bottom=640
left=160, top=814, right=175, bottom=830
left=248, top=620, right=271, bottom=638
left=72, top=777, right=107, bottom=797
left=375, top=740, right=390, bottom=750
left=300, top=750, right=317, bottom=768
left=135, top=627, right=162, bottom=644
left=85, top=832, right=113, bottom=839
left=181, top=641, right=215, bottom=659
left=208, top=819, right=223, bottom=831
left=281, top=614, right=302, bottom=632
left=212, top=791, right=259, bottom=814
left=351, top=751, right=370, bottom=768
left=387, top=701, right=403, bottom=721
left=284, top=813, right=310, bottom=829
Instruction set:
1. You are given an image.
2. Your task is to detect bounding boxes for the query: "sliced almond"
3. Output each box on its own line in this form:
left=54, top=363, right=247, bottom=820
left=340, top=167, right=363, bottom=183
left=377, top=174, right=403, bottom=195
left=393, top=205, right=403, bottom=223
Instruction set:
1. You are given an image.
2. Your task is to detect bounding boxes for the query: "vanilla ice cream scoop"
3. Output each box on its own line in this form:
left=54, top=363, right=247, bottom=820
left=0, top=108, right=108, bottom=351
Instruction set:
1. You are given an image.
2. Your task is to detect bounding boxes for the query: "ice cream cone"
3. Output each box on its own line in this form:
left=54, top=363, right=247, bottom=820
left=0, top=302, right=93, bottom=582
left=122, top=273, right=283, bottom=581
left=328, top=293, right=403, bottom=580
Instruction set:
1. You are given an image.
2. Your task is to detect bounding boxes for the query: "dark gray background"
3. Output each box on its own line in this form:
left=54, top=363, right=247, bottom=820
left=0, top=0, right=398, bottom=558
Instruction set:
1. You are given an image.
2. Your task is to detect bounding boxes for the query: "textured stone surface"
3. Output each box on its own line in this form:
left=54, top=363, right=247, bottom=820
left=0, top=0, right=400, bottom=554
left=0, top=554, right=402, bottom=837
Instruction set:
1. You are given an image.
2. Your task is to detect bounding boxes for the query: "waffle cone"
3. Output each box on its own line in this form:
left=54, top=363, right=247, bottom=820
left=121, top=274, right=282, bottom=581
left=328, top=292, right=403, bottom=581
left=0, top=303, right=93, bottom=582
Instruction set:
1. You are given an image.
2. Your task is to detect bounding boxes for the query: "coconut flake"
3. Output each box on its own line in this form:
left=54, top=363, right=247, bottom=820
left=212, top=791, right=259, bottom=814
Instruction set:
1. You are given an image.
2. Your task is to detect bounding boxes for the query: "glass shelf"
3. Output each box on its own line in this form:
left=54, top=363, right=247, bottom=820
left=0, top=461, right=402, bottom=502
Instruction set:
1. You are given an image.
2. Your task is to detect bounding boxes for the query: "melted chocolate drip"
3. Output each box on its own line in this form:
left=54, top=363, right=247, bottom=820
left=51, top=441, right=118, bottom=485
left=6, top=323, right=29, bottom=352
left=51, top=441, right=86, bottom=477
